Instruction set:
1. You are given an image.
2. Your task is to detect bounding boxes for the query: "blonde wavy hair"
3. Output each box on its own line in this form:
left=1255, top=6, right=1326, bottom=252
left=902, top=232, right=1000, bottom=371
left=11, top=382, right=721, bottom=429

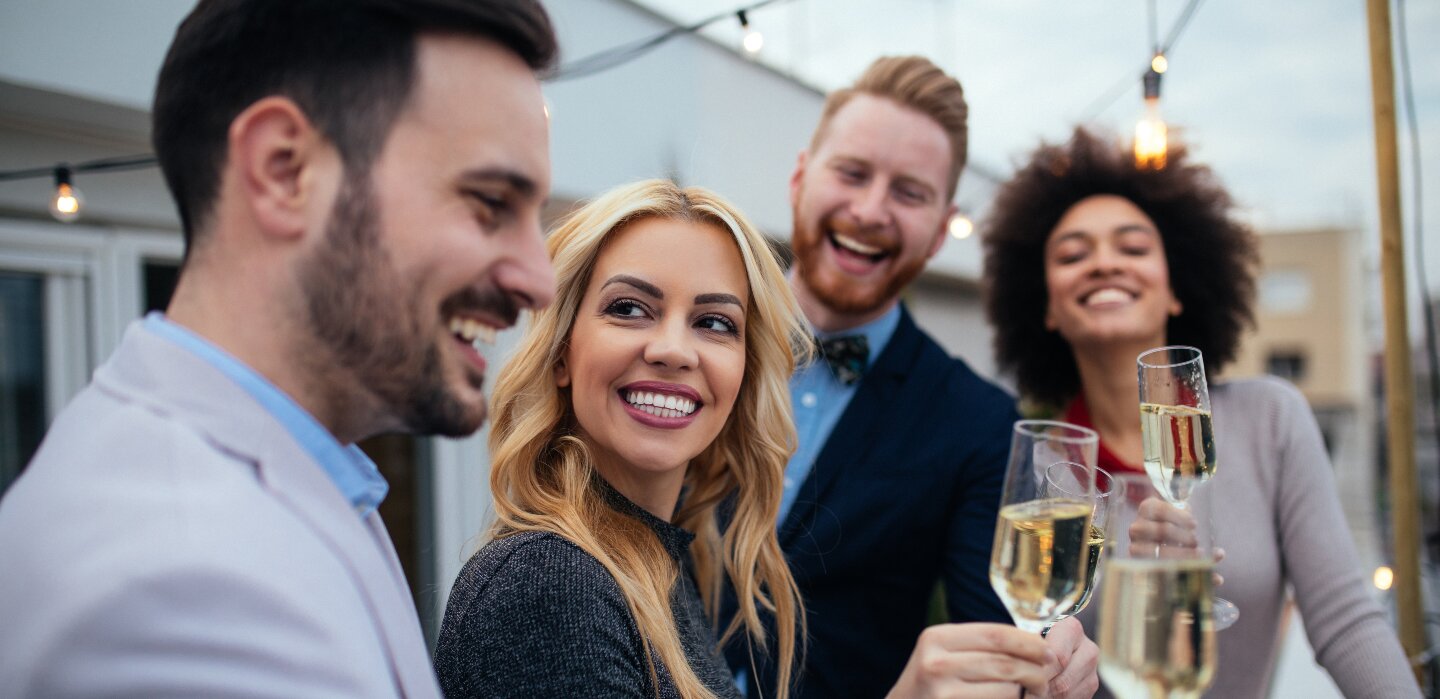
left=487, top=179, right=808, bottom=699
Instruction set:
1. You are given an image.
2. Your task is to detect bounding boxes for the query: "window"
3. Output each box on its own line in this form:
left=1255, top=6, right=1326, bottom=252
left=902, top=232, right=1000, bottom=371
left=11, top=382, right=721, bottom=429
left=1266, top=349, right=1307, bottom=382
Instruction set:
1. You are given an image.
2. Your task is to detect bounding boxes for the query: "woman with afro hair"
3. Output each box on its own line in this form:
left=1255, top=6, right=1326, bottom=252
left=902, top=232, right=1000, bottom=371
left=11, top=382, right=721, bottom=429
left=981, top=127, right=1417, bottom=698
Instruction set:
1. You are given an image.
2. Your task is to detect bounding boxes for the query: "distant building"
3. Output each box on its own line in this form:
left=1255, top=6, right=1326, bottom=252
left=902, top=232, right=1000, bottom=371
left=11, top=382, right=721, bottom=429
left=1228, top=227, right=1387, bottom=568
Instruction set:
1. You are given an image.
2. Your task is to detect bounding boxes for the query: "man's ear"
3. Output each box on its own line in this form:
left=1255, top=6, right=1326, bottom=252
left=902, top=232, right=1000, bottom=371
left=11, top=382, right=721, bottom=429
left=788, top=149, right=809, bottom=210
left=928, top=203, right=959, bottom=259
left=228, top=96, right=335, bottom=242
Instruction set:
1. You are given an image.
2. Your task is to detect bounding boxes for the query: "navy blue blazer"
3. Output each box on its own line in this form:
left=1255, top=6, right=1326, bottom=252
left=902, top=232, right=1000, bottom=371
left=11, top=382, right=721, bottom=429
left=728, top=306, right=1016, bottom=699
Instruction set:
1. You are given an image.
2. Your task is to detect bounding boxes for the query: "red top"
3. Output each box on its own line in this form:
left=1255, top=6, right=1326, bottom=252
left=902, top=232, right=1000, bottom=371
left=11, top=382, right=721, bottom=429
left=1061, top=392, right=1145, bottom=475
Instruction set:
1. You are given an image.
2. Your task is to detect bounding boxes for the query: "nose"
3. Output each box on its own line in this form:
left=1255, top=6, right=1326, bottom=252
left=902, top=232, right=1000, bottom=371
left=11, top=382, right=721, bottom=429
left=642, top=317, right=698, bottom=371
left=493, top=215, right=557, bottom=311
left=849, top=180, right=890, bottom=228
left=1089, top=241, right=1123, bottom=276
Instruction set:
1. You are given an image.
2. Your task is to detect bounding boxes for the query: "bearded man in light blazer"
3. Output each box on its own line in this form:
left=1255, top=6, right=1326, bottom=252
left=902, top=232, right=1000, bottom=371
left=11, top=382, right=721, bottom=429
left=0, top=1, right=559, bottom=696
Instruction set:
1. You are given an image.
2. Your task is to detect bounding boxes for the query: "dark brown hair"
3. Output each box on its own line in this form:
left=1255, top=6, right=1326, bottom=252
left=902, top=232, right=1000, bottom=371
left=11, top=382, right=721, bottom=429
left=981, top=127, right=1259, bottom=408
left=152, top=0, right=557, bottom=249
left=811, top=56, right=968, bottom=200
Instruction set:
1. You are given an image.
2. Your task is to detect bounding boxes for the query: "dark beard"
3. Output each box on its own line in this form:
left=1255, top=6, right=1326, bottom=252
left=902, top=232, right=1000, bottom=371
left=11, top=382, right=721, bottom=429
left=299, top=175, right=482, bottom=438
left=791, top=210, right=927, bottom=316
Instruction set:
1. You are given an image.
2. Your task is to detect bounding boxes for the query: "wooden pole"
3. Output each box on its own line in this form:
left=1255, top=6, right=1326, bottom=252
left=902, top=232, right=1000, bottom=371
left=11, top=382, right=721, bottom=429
left=1365, top=0, right=1426, bottom=683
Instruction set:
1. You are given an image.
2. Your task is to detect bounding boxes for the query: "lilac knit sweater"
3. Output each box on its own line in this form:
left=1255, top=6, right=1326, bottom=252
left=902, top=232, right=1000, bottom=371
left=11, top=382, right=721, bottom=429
left=1079, top=376, right=1418, bottom=698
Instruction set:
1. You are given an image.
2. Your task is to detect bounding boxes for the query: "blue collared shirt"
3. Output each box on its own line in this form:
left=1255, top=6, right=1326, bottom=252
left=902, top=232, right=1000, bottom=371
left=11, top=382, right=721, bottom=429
left=777, top=303, right=902, bottom=525
left=143, top=312, right=388, bottom=519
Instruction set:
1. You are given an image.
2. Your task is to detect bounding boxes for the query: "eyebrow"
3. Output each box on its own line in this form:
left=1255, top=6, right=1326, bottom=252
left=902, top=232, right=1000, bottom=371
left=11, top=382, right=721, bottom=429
left=601, top=276, right=744, bottom=308
left=601, top=274, right=663, bottom=298
left=458, top=167, right=538, bottom=198
left=1049, top=224, right=1156, bottom=247
left=694, top=293, right=744, bottom=308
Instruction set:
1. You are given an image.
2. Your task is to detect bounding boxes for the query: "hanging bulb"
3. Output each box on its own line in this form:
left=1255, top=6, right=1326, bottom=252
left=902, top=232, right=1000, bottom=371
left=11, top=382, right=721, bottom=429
left=947, top=213, right=974, bottom=240
left=49, top=166, right=83, bottom=223
left=737, top=10, right=763, bottom=56
left=1133, top=69, right=1168, bottom=169
left=1150, top=52, right=1168, bottom=74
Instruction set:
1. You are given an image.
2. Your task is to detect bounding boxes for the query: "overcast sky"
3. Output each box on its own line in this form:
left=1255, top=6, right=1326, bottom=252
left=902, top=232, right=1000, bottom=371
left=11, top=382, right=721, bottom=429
left=634, top=0, right=1440, bottom=302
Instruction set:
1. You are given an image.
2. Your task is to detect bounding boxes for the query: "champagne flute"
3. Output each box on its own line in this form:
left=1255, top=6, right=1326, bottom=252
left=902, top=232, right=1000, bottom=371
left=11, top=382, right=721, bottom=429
left=1043, top=464, right=1120, bottom=630
left=988, top=420, right=1098, bottom=634
left=1098, top=473, right=1219, bottom=699
left=1136, top=345, right=1237, bottom=629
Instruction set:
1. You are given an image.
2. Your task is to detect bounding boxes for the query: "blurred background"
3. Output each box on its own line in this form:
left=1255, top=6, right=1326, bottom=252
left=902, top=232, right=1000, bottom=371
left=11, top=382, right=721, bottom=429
left=0, top=1, right=1435, bottom=696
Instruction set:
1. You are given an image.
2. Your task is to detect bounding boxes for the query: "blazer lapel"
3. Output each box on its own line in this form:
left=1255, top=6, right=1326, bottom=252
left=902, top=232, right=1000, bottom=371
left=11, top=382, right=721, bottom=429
left=779, top=308, right=921, bottom=547
left=96, top=322, right=438, bottom=697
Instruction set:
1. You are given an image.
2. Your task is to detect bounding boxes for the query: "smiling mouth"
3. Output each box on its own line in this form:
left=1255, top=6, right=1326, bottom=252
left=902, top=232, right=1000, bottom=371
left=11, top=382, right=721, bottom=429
left=620, top=388, right=699, bottom=419
left=447, top=315, right=500, bottom=351
left=828, top=231, right=889, bottom=263
left=1081, top=287, right=1137, bottom=307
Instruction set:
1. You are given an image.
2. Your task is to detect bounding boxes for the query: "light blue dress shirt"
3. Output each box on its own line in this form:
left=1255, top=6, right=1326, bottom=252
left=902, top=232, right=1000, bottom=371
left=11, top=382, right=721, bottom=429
left=143, top=312, right=389, bottom=518
left=777, top=303, right=901, bottom=526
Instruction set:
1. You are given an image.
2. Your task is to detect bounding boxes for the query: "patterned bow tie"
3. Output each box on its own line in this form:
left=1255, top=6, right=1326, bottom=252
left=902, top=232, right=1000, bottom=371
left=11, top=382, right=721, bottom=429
left=816, top=334, right=869, bottom=386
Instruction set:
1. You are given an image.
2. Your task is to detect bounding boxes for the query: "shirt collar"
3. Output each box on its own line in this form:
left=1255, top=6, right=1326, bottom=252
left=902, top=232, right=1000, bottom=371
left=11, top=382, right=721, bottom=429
left=142, top=312, right=388, bottom=518
left=811, top=303, right=903, bottom=371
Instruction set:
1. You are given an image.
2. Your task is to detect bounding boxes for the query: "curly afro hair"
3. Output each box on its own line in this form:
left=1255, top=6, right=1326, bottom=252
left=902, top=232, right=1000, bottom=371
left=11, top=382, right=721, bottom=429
left=981, top=127, right=1259, bottom=408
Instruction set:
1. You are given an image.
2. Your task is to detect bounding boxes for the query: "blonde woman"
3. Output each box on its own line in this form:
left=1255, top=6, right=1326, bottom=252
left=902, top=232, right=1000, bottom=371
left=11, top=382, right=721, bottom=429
left=433, top=180, right=805, bottom=699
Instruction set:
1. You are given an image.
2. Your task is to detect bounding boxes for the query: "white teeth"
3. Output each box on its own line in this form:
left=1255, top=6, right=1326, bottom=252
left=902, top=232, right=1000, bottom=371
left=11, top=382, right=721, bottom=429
left=832, top=233, right=883, bottom=256
left=449, top=316, right=500, bottom=346
left=1085, top=288, right=1133, bottom=306
left=624, top=390, right=697, bottom=416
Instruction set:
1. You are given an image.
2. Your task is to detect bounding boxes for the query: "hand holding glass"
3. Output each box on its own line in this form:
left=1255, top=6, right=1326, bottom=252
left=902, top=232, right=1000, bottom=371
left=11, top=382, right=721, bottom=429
left=1137, top=345, right=1236, bottom=628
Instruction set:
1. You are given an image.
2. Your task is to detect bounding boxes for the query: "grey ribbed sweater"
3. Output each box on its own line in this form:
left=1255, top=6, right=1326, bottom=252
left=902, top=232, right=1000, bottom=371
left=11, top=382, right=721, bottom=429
left=433, top=481, right=741, bottom=699
left=1078, top=376, right=1419, bottom=698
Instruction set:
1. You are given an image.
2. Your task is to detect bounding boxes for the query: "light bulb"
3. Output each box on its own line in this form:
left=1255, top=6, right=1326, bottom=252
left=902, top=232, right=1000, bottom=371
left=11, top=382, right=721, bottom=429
left=1374, top=565, right=1394, bottom=591
left=948, top=214, right=974, bottom=240
left=1151, top=53, right=1168, bottom=74
left=743, top=28, right=764, bottom=55
left=49, top=167, right=83, bottom=223
left=1133, top=69, right=1167, bottom=169
left=1133, top=98, right=1168, bottom=169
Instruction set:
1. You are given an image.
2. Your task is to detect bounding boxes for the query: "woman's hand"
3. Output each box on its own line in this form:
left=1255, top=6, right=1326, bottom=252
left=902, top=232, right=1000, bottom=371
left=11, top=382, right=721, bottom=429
left=885, top=623, right=1058, bottom=699
left=1128, top=496, right=1197, bottom=557
left=1041, top=617, right=1099, bottom=699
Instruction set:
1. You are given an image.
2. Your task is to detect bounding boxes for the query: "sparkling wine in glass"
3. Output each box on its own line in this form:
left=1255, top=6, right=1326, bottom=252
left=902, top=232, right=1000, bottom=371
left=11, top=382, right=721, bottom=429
left=1098, top=473, right=1218, bottom=699
left=988, top=420, right=1098, bottom=634
left=1136, top=345, right=1236, bottom=628
left=1137, top=346, right=1217, bottom=505
left=1044, top=465, right=1119, bottom=629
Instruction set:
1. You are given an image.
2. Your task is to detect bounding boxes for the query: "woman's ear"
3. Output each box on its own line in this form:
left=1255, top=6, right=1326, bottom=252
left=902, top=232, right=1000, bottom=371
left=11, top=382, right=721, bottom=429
left=554, top=357, right=570, bottom=388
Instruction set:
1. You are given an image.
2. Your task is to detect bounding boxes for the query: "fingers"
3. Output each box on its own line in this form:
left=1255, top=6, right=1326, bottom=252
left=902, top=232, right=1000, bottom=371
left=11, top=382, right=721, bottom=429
left=1048, top=640, right=1099, bottom=699
left=1042, top=618, right=1099, bottom=699
left=1128, top=498, right=1199, bottom=556
left=890, top=624, right=1058, bottom=698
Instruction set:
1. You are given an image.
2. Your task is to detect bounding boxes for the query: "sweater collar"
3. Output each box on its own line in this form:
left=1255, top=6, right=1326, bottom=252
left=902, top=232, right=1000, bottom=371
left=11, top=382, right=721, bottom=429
left=593, top=475, right=696, bottom=559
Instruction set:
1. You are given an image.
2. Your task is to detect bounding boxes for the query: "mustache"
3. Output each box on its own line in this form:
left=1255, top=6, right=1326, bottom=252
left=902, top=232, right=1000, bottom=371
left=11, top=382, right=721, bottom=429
left=441, top=285, right=521, bottom=328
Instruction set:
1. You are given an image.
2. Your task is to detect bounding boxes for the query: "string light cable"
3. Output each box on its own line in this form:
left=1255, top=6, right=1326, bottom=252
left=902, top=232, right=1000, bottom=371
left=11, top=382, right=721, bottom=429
left=550, top=0, right=789, bottom=82
left=1080, top=0, right=1206, bottom=123
left=1395, top=0, right=1440, bottom=531
left=0, top=154, right=158, bottom=223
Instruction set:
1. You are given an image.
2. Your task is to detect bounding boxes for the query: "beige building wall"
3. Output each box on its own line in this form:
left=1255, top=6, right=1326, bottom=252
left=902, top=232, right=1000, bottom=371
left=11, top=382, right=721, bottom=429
left=1230, top=227, right=1368, bottom=410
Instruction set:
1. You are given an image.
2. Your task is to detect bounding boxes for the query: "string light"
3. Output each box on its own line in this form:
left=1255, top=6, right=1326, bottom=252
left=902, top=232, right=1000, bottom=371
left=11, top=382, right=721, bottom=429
left=947, top=213, right=974, bottom=240
left=737, top=10, right=764, bottom=56
left=49, top=166, right=83, bottom=223
left=1374, top=565, right=1394, bottom=591
left=1133, top=68, right=1168, bottom=169
left=1151, top=52, right=1169, bottom=74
